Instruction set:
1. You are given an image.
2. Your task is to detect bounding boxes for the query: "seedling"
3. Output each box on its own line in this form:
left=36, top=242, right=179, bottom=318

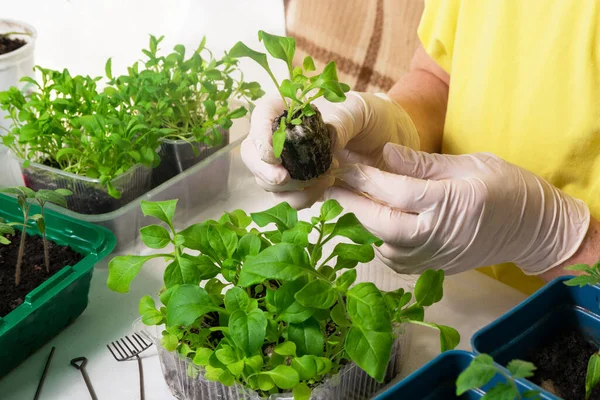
left=0, top=32, right=31, bottom=38
left=0, top=67, right=163, bottom=198
left=106, top=35, right=264, bottom=148
left=229, top=31, right=350, bottom=181
left=107, top=199, right=460, bottom=398
left=456, top=354, right=540, bottom=399
left=564, top=262, right=600, bottom=399
left=0, top=186, right=71, bottom=285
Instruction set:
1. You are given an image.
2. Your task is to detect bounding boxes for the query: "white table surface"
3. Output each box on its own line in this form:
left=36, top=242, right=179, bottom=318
left=0, top=2, right=529, bottom=398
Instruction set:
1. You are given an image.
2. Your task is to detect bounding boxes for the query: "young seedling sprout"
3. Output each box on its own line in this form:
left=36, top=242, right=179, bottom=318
left=229, top=31, right=350, bottom=181
left=0, top=187, right=72, bottom=285
left=456, top=354, right=540, bottom=399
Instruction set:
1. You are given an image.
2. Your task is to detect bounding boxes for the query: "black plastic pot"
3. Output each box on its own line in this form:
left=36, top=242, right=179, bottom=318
left=152, top=129, right=230, bottom=188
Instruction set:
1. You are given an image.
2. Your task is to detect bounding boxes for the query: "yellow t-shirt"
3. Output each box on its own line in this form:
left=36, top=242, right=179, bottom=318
left=418, top=0, right=600, bottom=295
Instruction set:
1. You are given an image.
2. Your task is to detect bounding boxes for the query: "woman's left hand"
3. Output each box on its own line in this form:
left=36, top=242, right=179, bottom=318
left=325, top=143, right=590, bottom=275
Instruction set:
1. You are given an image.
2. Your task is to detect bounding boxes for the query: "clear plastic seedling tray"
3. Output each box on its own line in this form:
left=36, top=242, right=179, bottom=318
left=135, top=319, right=411, bottom=400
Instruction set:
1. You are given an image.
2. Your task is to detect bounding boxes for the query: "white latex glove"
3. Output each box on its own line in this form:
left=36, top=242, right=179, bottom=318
left=241, top=91, right=420, bottom=209
left=325, top=143, right=591, bottom=275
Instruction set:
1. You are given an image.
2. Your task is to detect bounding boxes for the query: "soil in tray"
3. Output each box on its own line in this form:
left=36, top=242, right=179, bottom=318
left=528, top=328, right=600, bottom=400
left=0, top=231, right=83, bottom=318
left=0, top=36, right=26, bottom=56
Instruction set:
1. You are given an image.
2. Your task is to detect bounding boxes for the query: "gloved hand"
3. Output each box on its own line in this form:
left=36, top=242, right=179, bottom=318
left=325, top=143, right=591, bottom=275
left=241, top=91, right=420, bottom=209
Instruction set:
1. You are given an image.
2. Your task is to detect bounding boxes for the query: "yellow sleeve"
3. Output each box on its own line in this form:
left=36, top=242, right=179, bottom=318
left=417, top=0, right=461, bottom=73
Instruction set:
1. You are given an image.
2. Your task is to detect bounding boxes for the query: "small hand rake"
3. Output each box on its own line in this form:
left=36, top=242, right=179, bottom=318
left=107, top=333, right=153, bottom=400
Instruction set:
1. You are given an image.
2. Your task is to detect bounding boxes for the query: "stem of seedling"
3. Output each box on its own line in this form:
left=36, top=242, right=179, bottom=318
left=40, top=205, right=50, bottom=274
left=0, top=31, right=30, bottom=38
left=15, top=206, right=29, bottom=286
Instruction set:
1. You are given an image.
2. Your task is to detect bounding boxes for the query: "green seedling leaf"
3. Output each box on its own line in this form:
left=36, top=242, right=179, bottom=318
left=229, top=308, right=267, bottom=357
left=273, top=278, right=314, bottom=324
left=215, top=345, right=238, bottom=365
left=259, top=365, right=299, bottom=390
left=320, top=199, right=343, bottom=221
left=586, top=353, right=600, bottom=400
left=238, top=243, right=311, bottom=287
left=224, top=287, right=250, bottom=313
left=105, top=57, right=113, bottom=79
left=456, top=354, right=497, bottom=395
left=414, top=269, right=445, bottom=307
left=35, top=189, right=70, bottom=208
left=193, top=348, right=213, bottom=366
left=302, top=56, right=316, bottom=72
left=346, top=327, right=393, bottom=383
left=295, top=279, right=336, bottom=309
left=564, top=275, right=600, bottom=287
left=396, top=304, right=424, bottom=322
left=281, top=222, right=311, bottom=247
left=258, top=30, right=296, bottom=71
left=227, top=210, right=253, bottom=229
left=482, top=382, right=515, bottom=399
left=330, top=213, right=383, bottom=245
left=166, top=285, right=221, bottom=327
left=161, top=332, right=179, bottom=352
left=288, top=317, right=323, bottom=356
left=507, top=359, right=536, bottom=379
left=330, top=302, right=351, bottom=327
left=251, top=202, right=297, bottom=231
left=245, top=355, right=264, bottom=373
left=108, top=255, right=164, bottom=293
left=229, top=42, right=272, bottom=75
left=227, top=359, right=245, bottom=377
left=237, top=233, right=262, bottom=259
left=347, top=282, right=391, bottom=332
left=332, top=243, right=375, bottom=266
left=293, top=383, right=311, bottom=400
left=335, top=269, right=357, bottom=292
left=141, top=200, right=177, bottom=227
left=274, top=341, right=296, bottom=357
left=178, top=223, right=217, bottom=258
left=279, top=79, right=302, bottom=101
left=139, top=295, right=163, bottom=325
left=207, top=224, right=238, bottom=260
left=272, top=120, right=286, bottom=158
left=140, top=225, right=171, bottom=249
left=291, top=355, right=318, bottom=380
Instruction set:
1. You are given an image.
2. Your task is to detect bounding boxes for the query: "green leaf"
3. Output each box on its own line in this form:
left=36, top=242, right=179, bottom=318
left=251, top=202, right=297, bottom=231
left=238, top=243, right=311, bottom=287
left=435, top=324, right=460, bottom=351
left=203, top=99, right=216, bottom=119
left=396, top=304, right=424, bottom=322
left=141, top=200, right=177, bottom=227
left=224, top=287, right=250, bottom=313
left=288, top=318, right=324, bottom=356
left=346, top=327, right=393, bottom=382
left=259, top=365, right=299, bottom=390
left=226, top=210, right=252, bottom=229
left=281, top=223, right=311, bottom=247
left=330, top=302, right=351, bottom=327
left=229, top=41, right=272, bottom=75
left=523, top=390, right=542, bottom=399
left=279, top=79, right=302, bottom=101
left=258, top=30, right=296, bottom=71
left=564, top=263, right=593, bottom=272
left=414, top=269, right=445, bottom=306
left=207, top=224, right=238, bottom=260
left=140, top=225, right=171, bottom=249
left=335, top=269, right=357, bottom=292
left=302, top=56, right=316, bottom=72
left=455, top=354, right=497, bottom=395
left=481, top=383, right=516, bottom=400
left=272, top=120, right=286, bottom=158
left=35, top=189, right=69, bottom=208
left=245, top=355, right=264, bottom=373
left=564, top=275, right=599, bottom=287
left=227, top=359, right=245, bottom=377
left=347, top=282, right=391, bottom=332
left=215, top=345, right=238, bottom=365
left=194, top=255, right=220, bottom=280
left=295, top=279, right=336, bottom=309
left=507, top=359, right=536, bottom=379
left=237, top=233, right=262, bottom=260
left=107, top=255, right=162, bottom=293
left=273, top=278, right=314, bottom=324
left=178, top=223, right=215, bottom=256
left=293, top=383, right=311, bottom=400
left=332, top=243, right=375, bottom=266
left=139, top=296, right=163, bottom=325
left=586, top=353, right=600, bottom=400
left=105, top=57, right=113, bottom=79
left=274, top=341, right=297, bottom=356
left=320, top=199, right=343, bottom=221
left=166, top=285, right=221, bottom=327
left=229, top=308, right=267, bottom=357
left=161, top=332, right=179, bottom=352
left=291, top=355, right=318, bottom=380
left=193, top=348, right=213, bottom=366
left=330, top=213, right=383, bottom=245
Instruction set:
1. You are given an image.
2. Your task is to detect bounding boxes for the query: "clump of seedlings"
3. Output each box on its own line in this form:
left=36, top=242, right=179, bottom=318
left=0, top=186, right=72, bottom=285
left=107, top=199, right=459, bottom=399
left=230, top=31, right=350, bottom=181
left=456, top=354, right=540, bottom=399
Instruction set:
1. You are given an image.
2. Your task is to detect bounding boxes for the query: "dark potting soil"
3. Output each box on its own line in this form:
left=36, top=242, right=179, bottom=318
left=0, top=36, right=26, bottom=56
left=528, top=328, right=600, bottom=400
left=22, top=168, right=127, bottom=215
left=272, top=105, right=332, bottom=181
left=0, top=231, right=83, bottom=318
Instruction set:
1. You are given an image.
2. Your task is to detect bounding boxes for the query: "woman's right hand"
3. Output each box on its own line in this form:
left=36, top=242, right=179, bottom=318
left=241, top=91, right=421, bottom=209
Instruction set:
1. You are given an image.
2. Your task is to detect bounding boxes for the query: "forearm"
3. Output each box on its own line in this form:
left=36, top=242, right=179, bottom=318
left=540, top=217, right=600, bottom=281
left=387, top=46, right=449, bottom=153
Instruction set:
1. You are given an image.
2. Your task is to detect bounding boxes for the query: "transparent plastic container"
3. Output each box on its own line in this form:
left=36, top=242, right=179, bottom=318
left=135, top=318, right=411, bottom=400
left=152, top=129, right=230, bottom=187
left=16, top=155, right=152, bottom=215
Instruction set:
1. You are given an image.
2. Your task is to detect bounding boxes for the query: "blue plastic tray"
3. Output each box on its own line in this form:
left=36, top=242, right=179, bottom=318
left=375, top=350, right=557, bottom=399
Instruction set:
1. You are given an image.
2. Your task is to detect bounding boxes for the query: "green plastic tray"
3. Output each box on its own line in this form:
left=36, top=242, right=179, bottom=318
left=0, top=193, right=116, bottom=378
